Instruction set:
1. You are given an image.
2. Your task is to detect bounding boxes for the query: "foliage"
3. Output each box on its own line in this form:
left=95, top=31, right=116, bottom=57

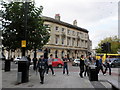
left=1, top=1, right=50, bottom=57
left=96, top=36, right=120, bottom=54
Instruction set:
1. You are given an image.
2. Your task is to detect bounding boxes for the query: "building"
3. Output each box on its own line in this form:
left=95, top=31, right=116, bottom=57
left=3, top=14, right=92, bottom=59
left=41, top=14, right=92, bottom=59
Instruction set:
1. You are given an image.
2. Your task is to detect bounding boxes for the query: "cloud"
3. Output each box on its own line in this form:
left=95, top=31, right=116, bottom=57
left=35, top=0, right=118, bottom=49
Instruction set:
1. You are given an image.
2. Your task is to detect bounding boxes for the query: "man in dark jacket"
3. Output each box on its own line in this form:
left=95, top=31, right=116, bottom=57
left=27, top=55, right=31, bottom=70
left=63, top=55, right=69, bottom=75
left=37, top=55, right=47, bottom=84
left=98, top=56, right=105, bottom=75
left=79, top=55, right=85, bottom=78
left=32, top=57, right=37, bottom=71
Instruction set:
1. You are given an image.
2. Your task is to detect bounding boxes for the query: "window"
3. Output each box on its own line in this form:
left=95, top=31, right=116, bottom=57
left=68, top=29, right=70, bottom=34
left=62, top=28, right=64, bottom=32
left=55, top=50, right=58, bottom=58
left=61, top=51, right=64, bottom=58
left=55, top=26, right=59, bottom=31
left=72, top=38, right=75, bottom=46
left=55, top=36, right=59, bottom=44
left=77, top=40, right=79, bottom=47
left=67, top=37, right=71, bottom=46
left=53, top=59, right=58, bottom=61
left=73, top=31, right=75, bottom=35
left=62, top=37, right=64, bottom=45
left=77, top=32, right=79, bottom=36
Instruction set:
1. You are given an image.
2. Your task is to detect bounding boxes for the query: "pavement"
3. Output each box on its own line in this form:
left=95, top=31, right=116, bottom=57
left=1, top=61, right=120, bottom=89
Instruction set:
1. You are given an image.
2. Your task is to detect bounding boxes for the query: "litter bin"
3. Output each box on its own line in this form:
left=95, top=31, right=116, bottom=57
left=18, top=56, right=29, bottom=83
left=4, top=59, right=11, bottom=72
left=88, top=65, right=98, bottom=81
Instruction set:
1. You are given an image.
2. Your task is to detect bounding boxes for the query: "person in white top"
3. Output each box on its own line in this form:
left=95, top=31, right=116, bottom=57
left=46, top=54, right=55, bottom=76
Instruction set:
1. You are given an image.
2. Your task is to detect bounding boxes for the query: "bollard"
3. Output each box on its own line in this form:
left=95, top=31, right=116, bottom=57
left=4, top=60, right=11, bottom=72
left=17, top=72, right=22, bottom=83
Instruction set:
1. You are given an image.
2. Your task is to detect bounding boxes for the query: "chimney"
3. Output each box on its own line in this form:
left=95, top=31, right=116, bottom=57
left=55, top=14, right=60, bottom=21
left=73, top=20, right=77, bottom=26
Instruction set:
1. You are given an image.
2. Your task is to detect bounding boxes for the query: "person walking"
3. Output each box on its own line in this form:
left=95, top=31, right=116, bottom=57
left=84, top=55, right=90, bottom=77
left=79, top=55, right=85, bottom=78
left=104, top=55, right=111, bottom=75
left=27, top=55, right=31, bottom=70
left=63, top=55, right=69, bottom=75
left=37, top=55, right=47, bottom=84
left=98, top=56, right=105, bottom=75
left=32, top=57, right=37, bottom=71
left=46, top=54, right=55, bottom=76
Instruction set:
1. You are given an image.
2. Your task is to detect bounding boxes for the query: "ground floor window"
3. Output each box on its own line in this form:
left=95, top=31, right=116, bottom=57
left=55, top=50, right=58, bottom=58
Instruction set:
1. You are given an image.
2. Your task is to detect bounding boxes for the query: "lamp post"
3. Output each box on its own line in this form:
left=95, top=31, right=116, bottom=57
left=21, top=1, right=28, bottom=56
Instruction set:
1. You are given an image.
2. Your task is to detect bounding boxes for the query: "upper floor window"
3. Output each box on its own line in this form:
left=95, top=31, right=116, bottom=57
left=72, top=31, right=75, bottom=35
left=77, top=32, right=79, bottom=36
left=68, top=29, right=70, bottom=34
left=55, top=26, right=59, bottom=31
left=61, top=37, right=64, bottom=45
left=55, top=35, right=59, bottom=44
left=62, top=28, right=64, bottom=32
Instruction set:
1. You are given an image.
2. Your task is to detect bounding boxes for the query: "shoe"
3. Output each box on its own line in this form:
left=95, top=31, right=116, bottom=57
left=53, top=74, right=55, bottom=76
left=80, top=76, right=83, bottom=78
left=40, top=82, right=44, bottom=84
left=103, top=74, right=106, bottom=76
left=98, top=74, right=99, bottom=76
left=46, top=74, right=48, bottom=75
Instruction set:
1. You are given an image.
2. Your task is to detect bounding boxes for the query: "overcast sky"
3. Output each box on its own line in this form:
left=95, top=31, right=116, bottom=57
left=34, top=0, right=119, bottom=49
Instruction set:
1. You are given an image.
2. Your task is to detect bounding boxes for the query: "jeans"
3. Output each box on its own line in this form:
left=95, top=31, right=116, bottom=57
left=80, top=66, right=84, bottom=77
left=39, top=68, right=46, bottom=83
left=46, top=65, right=54, bottom=74
left=104, top=63, right=111, bottom=75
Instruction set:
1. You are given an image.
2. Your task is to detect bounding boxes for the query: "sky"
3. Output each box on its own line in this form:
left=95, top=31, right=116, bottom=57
left=33, top=0, right=119, bottom=49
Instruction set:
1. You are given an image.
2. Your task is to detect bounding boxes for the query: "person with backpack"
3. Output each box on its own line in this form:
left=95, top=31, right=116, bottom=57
left=37, top=55, right=47, bottom=84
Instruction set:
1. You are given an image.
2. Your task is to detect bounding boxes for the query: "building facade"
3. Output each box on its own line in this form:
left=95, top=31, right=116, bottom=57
left=2, top=14, right=92, bottom=59
left=42, top=14, right=92, bottom=59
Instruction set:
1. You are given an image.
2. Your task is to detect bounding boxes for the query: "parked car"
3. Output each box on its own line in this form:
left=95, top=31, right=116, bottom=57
left=52, top=58, right=64, bottom=68
left=72, top=59, right=80, bottom=66
left=13, top=57, right=21, bottom=64
left=110, top=58, right=120, bottom=67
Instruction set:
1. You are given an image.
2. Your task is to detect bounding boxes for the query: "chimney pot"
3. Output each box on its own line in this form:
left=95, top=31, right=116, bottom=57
left=73, top=20, right=77, bottom=26
left=55, top=14, right=60, bottom=21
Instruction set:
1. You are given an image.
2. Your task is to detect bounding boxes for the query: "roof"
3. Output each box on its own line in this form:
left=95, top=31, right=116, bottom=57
left=42, top=16, right=89, bottom=33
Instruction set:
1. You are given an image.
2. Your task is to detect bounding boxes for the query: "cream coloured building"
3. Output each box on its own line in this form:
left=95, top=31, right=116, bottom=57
left=3, top=14, right=92, bottom=59
left=41, top=14, right=92, bottom=59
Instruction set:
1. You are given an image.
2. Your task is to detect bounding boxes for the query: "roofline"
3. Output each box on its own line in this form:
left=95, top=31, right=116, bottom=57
left=42, top=16, right=89, bottom=33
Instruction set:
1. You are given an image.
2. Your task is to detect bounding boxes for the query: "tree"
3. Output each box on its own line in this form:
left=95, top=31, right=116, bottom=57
left=96, top=36, right=120, bottom=54
left=1, top=1, right=50, bottom=58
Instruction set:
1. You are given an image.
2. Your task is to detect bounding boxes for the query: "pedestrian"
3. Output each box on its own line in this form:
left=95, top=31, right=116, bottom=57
left=32, top=57, right=37, bottom=71
left=37, top=55, right=47, bottom=84
left=104, top=55, right=111, bottom=75
left=27, top=55, right=31, bottom=69
left=84, top=55, right=90, bottom=77
left=98, top=56, right=105, bottom=75
left=63, top=55, right=69, bottom=75
left=46, top=54, right=55, bottom=76
left=79, top=55, right=85, bottom=78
